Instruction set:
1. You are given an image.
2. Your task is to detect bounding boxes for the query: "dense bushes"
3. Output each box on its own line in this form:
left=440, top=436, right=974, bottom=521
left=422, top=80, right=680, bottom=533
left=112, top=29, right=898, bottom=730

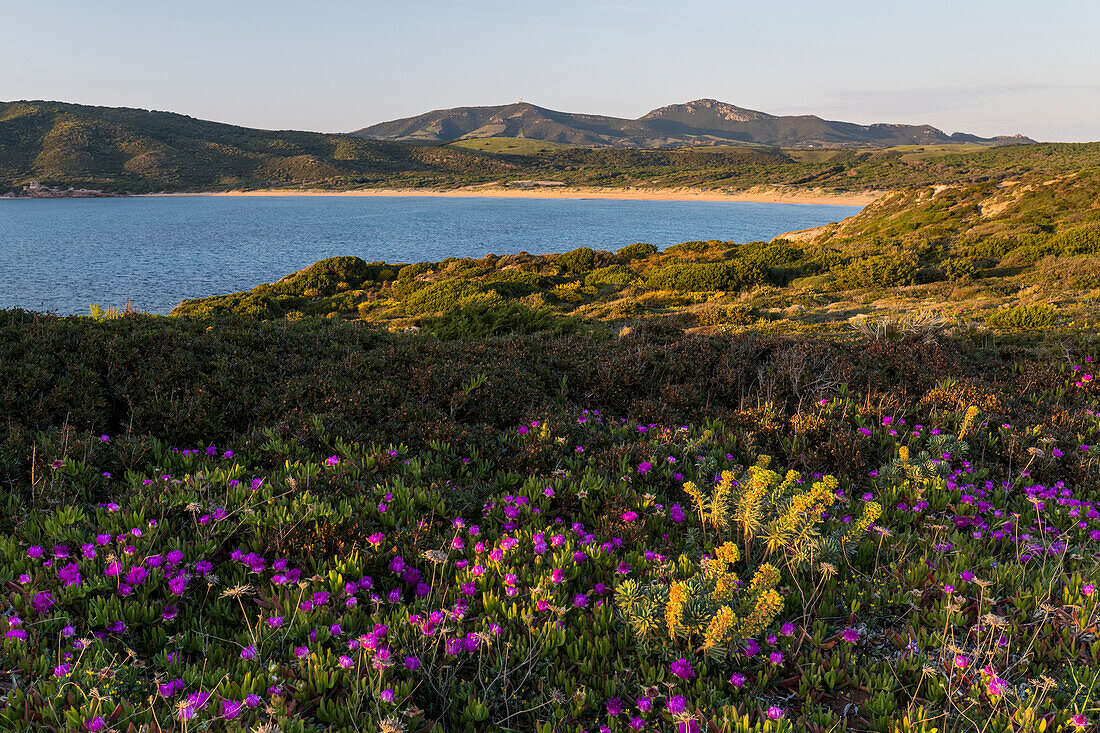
left=555, top=246, right=596, bottom=274
left=274, top=256, right=372, bottom=296
left=617, top=241, right=659, bottom=260
left=644, top=261, right=768, bottom=292
left=986, top=302, right=1057, bottom=329
left=584, top=264, right=637, bottom=288
left=831, top=253, right=918, bottom=289
left=401, top=279, right=486, bottom=315
left=421, top=300, right=579, bottom=339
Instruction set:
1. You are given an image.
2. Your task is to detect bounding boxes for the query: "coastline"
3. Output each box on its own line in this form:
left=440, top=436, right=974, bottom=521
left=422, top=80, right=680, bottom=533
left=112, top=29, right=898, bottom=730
left=149, top=185, right=880, bottom=207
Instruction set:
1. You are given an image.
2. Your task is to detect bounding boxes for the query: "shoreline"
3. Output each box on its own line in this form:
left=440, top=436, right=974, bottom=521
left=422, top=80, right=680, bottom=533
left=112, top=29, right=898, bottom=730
left=147, top=185, right=880, bottom=206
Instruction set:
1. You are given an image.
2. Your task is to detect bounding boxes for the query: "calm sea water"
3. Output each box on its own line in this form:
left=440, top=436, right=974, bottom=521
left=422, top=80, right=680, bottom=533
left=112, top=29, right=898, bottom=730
left=0, top=195, right=860, bottom=315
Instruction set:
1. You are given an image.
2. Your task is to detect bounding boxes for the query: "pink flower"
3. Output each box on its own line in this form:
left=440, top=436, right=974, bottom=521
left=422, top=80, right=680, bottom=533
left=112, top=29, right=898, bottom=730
left=767, top=707, right=784, bottom=720
left=325, top=455, right=340, bottom=466
left=670, top=658, right=694, bottom=680
left=842, top=628, right=860, bottom=643
left=986, top=676, right=1006, bottom=696
left=953, top=654, right=969, bottom=669
left=1082, top=584, right=1095, bottom=596
left=338, top=655, right=353, bottom=669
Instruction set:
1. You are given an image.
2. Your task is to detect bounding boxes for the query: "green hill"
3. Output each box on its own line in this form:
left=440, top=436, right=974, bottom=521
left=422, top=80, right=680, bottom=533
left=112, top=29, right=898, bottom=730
left=2, top=100, right=1098, bottom=196
left=0, top=100, right=513, bottom=193
left=352, top=98, right=1033, bottom=149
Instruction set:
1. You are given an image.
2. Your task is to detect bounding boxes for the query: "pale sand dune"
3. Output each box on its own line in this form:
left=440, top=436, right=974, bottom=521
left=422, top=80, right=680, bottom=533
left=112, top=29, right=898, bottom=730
left=189, top=185, right=880, bottom=207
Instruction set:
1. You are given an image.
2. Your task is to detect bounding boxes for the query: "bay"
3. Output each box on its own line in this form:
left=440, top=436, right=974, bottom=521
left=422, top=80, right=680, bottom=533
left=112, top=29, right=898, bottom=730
left=0, top=195, right=860, bottom=315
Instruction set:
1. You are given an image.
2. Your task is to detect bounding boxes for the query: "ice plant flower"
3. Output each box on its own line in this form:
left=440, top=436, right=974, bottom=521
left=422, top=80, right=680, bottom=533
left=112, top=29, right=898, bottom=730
left=670, top=658, right=694, bottom=680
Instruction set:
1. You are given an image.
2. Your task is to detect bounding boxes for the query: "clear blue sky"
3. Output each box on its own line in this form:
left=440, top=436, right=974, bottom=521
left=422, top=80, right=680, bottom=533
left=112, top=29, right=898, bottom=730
left=4, top=0, right=1098, bottom=141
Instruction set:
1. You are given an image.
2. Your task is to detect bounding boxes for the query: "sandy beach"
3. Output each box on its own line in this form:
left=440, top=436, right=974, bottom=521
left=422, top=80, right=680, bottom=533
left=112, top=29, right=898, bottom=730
left=190, top=185, right=880, bottom=207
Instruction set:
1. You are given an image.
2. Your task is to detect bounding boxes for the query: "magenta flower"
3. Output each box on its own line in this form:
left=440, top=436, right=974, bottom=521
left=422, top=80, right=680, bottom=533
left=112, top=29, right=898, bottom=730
left=325, top=455, right=340, bottom=466
left=730, top=672, right=746, bottom=688
left=670, top=658, right=694, bottom=680
left=953, top=654, right=969, bottom=669
left=622, top=510, right=638, bottom=522
left=85, top=717, right=106, bottom=732
left=986, top=676, right=1007, bottom=696
left=637, top=462, right=652, bottom=474
left=767, top=706, right=784, bottom=720
left=842, top=628, right=860, bottom=643
left=338, top=655, right=354, bottom=669
left=240, top=645, right=257, bottom=660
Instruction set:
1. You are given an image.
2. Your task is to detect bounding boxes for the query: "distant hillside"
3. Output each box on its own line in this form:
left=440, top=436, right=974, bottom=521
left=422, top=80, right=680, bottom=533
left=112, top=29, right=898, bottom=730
left=352, top=98, right=1033, bottom=149
left=0, top=100, right=511, bottom=194
left=1, top=100, right=1084, bottom=196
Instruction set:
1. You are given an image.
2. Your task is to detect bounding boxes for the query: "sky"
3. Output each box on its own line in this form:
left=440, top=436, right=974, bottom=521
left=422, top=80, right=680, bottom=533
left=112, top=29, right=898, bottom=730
left=4, top=0, right=1099, bottom=142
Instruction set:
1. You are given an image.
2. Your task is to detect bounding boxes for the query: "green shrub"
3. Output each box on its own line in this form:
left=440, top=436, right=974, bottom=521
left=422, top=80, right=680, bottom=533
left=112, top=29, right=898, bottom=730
left=644, top=261, right=767, bottom=292
left=986, top=302, right=1057, bottom=330
left=398, top=262, right=436, bottom=280
left=1049, top=224, right=1100, bottom=255
left=421, top=301, right=578, bottom=339
left=832, top=254, right=918, bottom=289
left=617, top=241, right=658, bottom=260
left=555, top=246, right=596, bottom=274
left=966, top=237, right=1017, bottom=259
left=402, top=279, right=485, bottom=316
left=664, top=240, right=720, bottom=256
left=585, top=264, right=638, bottom=288
left=942, top=257, right=979, bottom=281
left=738, top=241, right=804, bottom=267
left=278, top=256, right=371, bottom=296
left=695, top=303, right=754, bottom=326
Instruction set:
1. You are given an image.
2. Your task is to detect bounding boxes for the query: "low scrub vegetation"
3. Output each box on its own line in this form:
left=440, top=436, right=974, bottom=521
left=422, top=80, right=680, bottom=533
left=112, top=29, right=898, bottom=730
left=0, top=312, right=1097, bottom=731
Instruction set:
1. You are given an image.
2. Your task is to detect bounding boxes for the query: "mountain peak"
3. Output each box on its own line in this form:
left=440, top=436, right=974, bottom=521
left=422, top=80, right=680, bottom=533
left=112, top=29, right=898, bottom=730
left=641, top=99, right=773, bottom=123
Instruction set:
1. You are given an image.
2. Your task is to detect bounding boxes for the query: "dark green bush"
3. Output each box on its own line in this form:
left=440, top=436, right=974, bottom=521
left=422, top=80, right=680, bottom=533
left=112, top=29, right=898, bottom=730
left=644, top=261, right=768, bottom=292
left=1049, top=224, right=1100, bottom=255
left=555, top=246, right=596, bottom=274
left=421, top=301, right=578, bottom=339
left=276, top=256, right=371, bottom=296
left=585, top=265, right=638, bottom=288
left=664, top=240, right=721, bottom=257
left=617, top=241, right=659, bottom=260
left=832, top=254, right=918, bottom=289
left=738, top=241, right=804, bottom=267
left=942, top=257, right=979, bottom=281
left=402, top=279, right=485, bottom=315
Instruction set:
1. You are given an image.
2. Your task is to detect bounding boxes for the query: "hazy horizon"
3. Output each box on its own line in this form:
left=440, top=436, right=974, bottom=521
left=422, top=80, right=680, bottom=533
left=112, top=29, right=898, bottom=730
left=4, top=0, right=1100, bottom=142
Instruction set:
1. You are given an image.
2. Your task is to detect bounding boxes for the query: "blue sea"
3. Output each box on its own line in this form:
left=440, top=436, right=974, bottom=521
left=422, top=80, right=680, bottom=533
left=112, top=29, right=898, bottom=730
left=0, top=195, right=860, bottom=315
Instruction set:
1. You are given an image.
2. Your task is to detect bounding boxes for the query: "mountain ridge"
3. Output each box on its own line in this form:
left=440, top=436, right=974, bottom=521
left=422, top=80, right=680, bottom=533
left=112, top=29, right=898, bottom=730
left=352, top=98, right=1033, bottom=149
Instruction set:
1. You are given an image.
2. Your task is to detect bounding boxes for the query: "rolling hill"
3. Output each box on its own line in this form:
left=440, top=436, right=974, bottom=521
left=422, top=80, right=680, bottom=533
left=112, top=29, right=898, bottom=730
left=352, top=98, right=1033, bottom=149
left=2, top=99, right=1081, bottom=196
left=0, top=100, right=513, bottom=194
